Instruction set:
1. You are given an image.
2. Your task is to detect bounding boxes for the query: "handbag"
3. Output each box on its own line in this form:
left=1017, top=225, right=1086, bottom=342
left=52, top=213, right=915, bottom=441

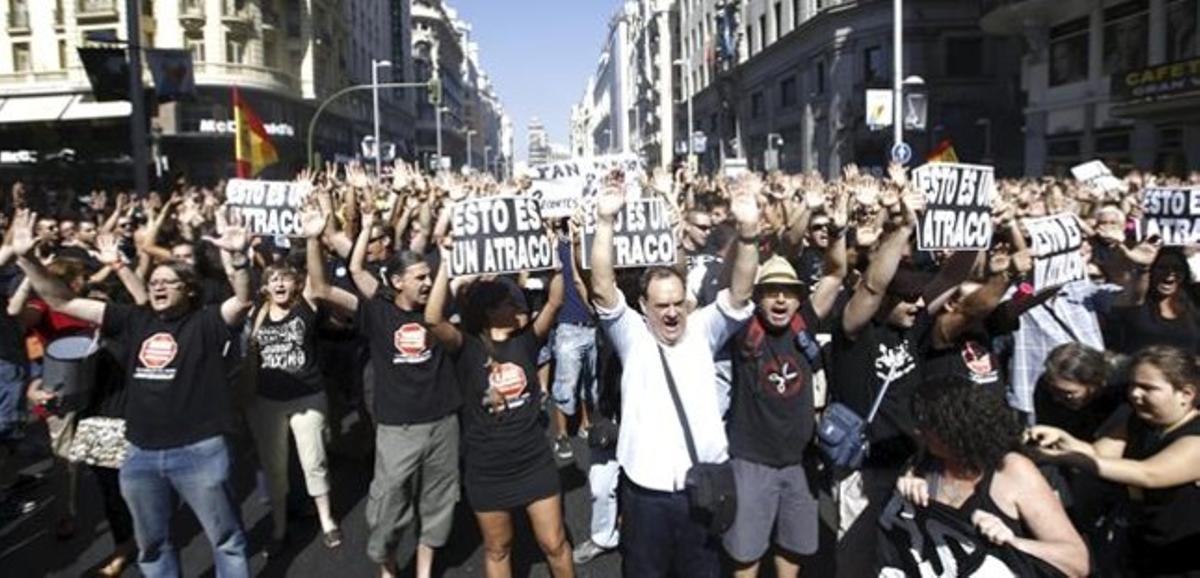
left=67, top=416, right=129, bottom=469
left=817, top=364, right=900, bottom=470
left=656, top=345, right=737, bottom=534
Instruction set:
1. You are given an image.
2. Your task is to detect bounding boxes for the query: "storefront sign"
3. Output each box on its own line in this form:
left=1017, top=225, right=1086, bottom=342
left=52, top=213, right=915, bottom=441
left=198, top=119, right=295, bottom=138
left=0, top=150, right=38, bottom=164
left=1111, top=57, right=1200, bottom=101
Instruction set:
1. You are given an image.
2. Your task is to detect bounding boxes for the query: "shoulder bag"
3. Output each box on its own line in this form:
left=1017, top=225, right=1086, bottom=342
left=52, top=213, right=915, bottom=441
left=817, top=364, right=900, bottom=470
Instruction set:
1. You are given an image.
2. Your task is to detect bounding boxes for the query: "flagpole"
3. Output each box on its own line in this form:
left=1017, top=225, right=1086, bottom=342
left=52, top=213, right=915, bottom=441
left=126, top=0, right=149, bottom=196
left=233, top=86, right=246, bottom=179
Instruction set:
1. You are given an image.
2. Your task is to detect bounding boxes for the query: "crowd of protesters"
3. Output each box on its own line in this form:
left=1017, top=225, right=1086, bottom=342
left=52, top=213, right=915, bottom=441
left=0, top=159, right=1197, bottom=578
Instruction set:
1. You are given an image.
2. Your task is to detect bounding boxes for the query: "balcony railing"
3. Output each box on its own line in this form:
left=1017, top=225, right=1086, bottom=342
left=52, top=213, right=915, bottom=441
left=76, top=0, right=118, bottom=20
left=222, top=0, right=251, bottom=24
left=180, top=0, right=204, bottom=20
left=7, top=9, right=29, bottom=31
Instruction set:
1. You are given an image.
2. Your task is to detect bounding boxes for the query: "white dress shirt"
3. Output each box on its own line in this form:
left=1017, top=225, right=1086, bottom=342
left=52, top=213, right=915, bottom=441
left=597, top=288, right=753, bottom=492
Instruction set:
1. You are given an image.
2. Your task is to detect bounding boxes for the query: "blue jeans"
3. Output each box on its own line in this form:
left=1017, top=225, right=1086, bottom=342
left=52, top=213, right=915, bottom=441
left=0, top=359, right=26, bottom=441
left=120, top=435, right=249, bottom=578
left=621, top=479, right=720, bottom=578
left=551, top=323, right=597, bottom=416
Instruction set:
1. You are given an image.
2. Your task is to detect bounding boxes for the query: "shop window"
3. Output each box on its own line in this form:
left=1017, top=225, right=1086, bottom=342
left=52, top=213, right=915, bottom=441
left=863, top=45, right=885, bottom=84
left=1168, top=0, right=1197, bottom=61
left=1049, top=18, right=1089, bottom=86
left=12, top=42, right=29, bottom=72
left=751, top=91, right=765, bottom=119
left=1103, top=1, right=1149, bottom=74
left=780, top=76, right=797, bottom=108
left=945, top=37, right=983, bottom=78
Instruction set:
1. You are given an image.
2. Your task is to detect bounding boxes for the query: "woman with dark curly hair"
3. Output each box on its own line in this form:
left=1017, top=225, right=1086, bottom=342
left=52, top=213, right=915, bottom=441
left=891, top=375, right=1089, bottom=577
left=1031, top=346, right=1200, bottom=577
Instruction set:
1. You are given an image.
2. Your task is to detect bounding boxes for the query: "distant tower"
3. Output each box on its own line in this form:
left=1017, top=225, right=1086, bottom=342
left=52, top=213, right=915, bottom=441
left=528, top=117, right=550, bottom=166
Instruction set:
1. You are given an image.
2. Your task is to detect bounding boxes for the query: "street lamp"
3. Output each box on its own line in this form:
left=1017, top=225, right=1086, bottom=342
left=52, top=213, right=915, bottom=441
left=371, top=59, right=392, bottom=181
left=465, top=128, right=477, bottom=170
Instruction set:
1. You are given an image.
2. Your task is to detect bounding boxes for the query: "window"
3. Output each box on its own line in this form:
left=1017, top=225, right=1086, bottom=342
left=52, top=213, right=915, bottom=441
left=1168, top=0, right=1197, bottom=61
left=185, top=34, right=205, bottom=61
left=263, top=31, right=277, bottom=67
left=774, top=2, right=782, bottom=38
left=57, top=38, right=67, bottom=69
left=225, top=38, right=244, bottom=64
left=863, top=45, right=884, bottom=84
left=1049, top=18, right=1089, bottom=86
left=1103, top=1, right=1148, bottom=74
left=814, top=60, right=826, bottom=95
left=748, top=23, right=755, bottom=55
left=759, top=15, right=767, bottom=47
left=751, top=91, right=765, bottom=118
left=780, top=76, right=797, bottom=108
left=793, top=0, right=800, bottom=28
left=945, top=37, right=983, bottom=78
left=12, top=42, right=29, bottom=72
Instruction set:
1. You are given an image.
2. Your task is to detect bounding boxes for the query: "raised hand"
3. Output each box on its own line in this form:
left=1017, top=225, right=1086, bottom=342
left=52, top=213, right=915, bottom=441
left=96, top=232, right=123, bottom=265
left=8, top=208, right=37, bottom=256
left=298, top=204, right=327, bottom=239
left=595, top=180, right=626, bottom=221
left=987, top=245, right=1013, bottom=276
left=205, top=208, right=249, bottom=253
left=729, top=179, right=761, bottom=231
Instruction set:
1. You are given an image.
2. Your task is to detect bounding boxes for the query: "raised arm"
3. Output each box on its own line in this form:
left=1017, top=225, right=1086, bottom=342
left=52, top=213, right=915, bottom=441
left=588, top=179, right=626, bottom=310
left=348, top=208, right=380, bottom=298
left=932, top=249, right=1014, bottom=350
left=425, top=252, right=464, bottom=352
left=8, top=210, right=105, bottom=325
left=97, top=233, right=147, bottom=306
left=727, top=181, right=761, bottom=309
left=532, top=272, right=565, bottom=342
left=204, top=211, right=253, bottom=326
left=810, top=189, right=848, bottom=320
left=300, top=204, right=359, bottom=316
left=841, top=222, right=913, bottom=339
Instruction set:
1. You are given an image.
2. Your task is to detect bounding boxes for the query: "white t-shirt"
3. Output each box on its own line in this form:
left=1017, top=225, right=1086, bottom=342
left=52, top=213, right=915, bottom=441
left=596, top=288, right=753, bottom=492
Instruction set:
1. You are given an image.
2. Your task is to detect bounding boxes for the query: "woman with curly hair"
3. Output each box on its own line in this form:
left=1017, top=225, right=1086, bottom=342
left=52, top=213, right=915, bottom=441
left=1031, top=346, right=1200, bottom=577
left=892, top=375, right=1089, bottom=577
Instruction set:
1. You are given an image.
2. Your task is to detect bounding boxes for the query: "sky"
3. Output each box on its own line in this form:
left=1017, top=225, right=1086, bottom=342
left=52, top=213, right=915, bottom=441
left=449, top=0, right=617, bottom=162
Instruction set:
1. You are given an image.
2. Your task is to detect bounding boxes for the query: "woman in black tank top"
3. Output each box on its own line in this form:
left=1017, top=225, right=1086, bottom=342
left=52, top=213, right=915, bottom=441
left=892, top=375, right=1090, bottom=577
left=1031, top=346, right=1200, bottom=577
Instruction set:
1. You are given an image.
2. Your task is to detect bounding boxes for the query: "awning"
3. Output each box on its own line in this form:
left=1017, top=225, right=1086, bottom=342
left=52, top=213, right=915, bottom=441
left=0, top=95, right=73, bottom=123
left=0, top=94, right=131, bottom=124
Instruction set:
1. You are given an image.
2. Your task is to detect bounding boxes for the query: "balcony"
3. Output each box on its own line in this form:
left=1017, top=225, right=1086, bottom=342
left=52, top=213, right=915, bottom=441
left=261, top=6, right=278, bottom=30
left=179, top=0, right=204, bottom=26
left=76, top=0, right=118, bottom=21
left=222, top=0, right=252, bottom=27
left=7, top=9, right=29, bottom=33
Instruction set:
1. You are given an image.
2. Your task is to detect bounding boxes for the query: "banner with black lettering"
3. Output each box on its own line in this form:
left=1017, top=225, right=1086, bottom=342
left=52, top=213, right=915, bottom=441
left=1142, top=187, right=1200, bottom=246
left=527, top=153, right=643, bottom=218
left=224, top=179, right=311, bottom=236
left=1023, top=214, right=1086, bottom=291
left=450, top=196, right=556, bottom=276
left=914, top=162, right=995, bottom=251
left=579, top=198, right=677, bottom=269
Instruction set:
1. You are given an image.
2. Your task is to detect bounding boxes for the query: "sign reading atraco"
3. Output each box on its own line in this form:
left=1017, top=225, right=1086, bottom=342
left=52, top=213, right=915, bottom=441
left=198, top=119, right=296, bottom=138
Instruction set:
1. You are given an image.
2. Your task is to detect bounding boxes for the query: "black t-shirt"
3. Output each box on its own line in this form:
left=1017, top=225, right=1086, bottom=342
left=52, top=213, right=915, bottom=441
left=922, top=310, right=1015, bottom=392
left=728, top=304, right=820, bottom=467
left=1105, top=303, right=1200, bottom=355
left=102, top=304, right=234, bottom=449
left=831, top=311, right=932, bottom=456
left=455, top=327, right=547, bottom=482
left=1124, top=414, right=1200, bottom=574
left=254, top=301, right=325, bottom=401
left=355, top=294, right=460, bottom=425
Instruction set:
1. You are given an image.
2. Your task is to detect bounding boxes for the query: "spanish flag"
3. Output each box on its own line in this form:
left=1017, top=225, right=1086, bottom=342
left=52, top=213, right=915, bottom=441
left=926, top=139, right=959, bottom=163
left=233, top=86, right=278, bottom=178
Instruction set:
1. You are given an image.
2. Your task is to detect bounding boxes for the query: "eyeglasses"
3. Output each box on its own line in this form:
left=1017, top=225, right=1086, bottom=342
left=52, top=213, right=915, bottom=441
left=148, top=279, right=184, bottom=289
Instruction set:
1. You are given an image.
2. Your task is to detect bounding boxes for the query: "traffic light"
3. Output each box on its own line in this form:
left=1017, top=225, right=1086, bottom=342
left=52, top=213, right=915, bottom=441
left=428, top=77, right=442, bottom=107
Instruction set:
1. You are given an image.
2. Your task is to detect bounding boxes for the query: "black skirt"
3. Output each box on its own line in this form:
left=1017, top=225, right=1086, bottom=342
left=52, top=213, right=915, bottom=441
left=464, top=444, right=559, bottom=511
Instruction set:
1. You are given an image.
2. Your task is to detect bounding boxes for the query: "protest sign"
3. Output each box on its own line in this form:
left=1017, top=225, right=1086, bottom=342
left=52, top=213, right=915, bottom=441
left=224, top=179, right=312, bottom=236
left=913, top=162, right=995, bottom=251
left=449, top=196, right=556, bottom=276
left=1142, top=187, right=1200, bottom=246
left=526, top=153, right=643, bottom=218
left=1071, top=160, right=1126, bottom=194
left=1023, top=214, right=1086, bottom=290
left=580, top=198, right=677, bottom=269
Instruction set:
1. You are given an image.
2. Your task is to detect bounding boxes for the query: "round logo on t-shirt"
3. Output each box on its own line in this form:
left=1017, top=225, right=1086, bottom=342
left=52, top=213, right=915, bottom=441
left=488, top=362, right=528, bottom=401
left=393, top=323, right=428, bottom=358
left=760, top=356, right=804, bottom=398
left=138, top=333, right=178, bottom=369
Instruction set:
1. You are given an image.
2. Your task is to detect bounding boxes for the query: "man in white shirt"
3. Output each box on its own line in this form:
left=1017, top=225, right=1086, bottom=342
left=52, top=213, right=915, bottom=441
left=589, top=177, right=761, bottom=578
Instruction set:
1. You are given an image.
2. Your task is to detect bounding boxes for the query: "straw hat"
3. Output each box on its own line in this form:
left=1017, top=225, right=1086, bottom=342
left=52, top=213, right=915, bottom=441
left=755, top=255, right=804, bottom=286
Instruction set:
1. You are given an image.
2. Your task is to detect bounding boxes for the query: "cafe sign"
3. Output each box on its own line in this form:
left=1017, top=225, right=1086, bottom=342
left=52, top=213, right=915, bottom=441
left=1111, top=57, right=1200, bottom=102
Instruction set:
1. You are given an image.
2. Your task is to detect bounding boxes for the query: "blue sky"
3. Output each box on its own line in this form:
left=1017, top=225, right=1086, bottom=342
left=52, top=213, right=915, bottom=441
left=450, top=0, right=617, bottom=162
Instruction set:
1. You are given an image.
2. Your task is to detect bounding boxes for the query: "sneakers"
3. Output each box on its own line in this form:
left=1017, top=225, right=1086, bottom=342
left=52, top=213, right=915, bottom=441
left=572, top=539, right=612, bottom=565
left=553, top=436, right=574, bottom=460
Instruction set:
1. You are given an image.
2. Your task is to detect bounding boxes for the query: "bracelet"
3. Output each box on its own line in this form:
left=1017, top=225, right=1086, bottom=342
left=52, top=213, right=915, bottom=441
left=229, top=257, right=249, bottom=270
left=738, top=234, right=759, bottom=244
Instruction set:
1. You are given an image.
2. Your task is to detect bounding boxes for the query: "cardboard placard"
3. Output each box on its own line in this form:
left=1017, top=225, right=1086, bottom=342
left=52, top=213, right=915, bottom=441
left=224, top=179, right=312, bottom=236
left=1071, top=160, right=1126, bottom=194
left=449, top=196, right=555, bottom=276
left=914, top=162, right=995, bottom=251
left=1023, top=214, right=1086, bottom=290
left=580, top=198, right=677, bottom=269
left=1142, top=187, right=1200, bottom=246
left=527, top=153, right=643, bottom=218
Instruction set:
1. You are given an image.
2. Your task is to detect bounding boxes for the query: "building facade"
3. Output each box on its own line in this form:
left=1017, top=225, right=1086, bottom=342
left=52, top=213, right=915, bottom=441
left=982, top=0, right=1200, bottom=176
left=675, top=0, right=1025, bottom=176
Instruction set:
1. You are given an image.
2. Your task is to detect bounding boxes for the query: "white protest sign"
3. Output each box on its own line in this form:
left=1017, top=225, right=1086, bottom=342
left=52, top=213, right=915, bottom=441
left=1142, top=187, right=1200, bottom=246
left=1023, top=214, right=1086, bottom=290
left=1071, top=160, right=1126, bottom=194
left=224, top=179, right=312, bottom=236
left=580, top=198, right=677, bottom=269
left=526, top=153, right=643, bottom=218
left=914, top=162, right=995, bottom=251
left=449, top=196, right=556, bottom=276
